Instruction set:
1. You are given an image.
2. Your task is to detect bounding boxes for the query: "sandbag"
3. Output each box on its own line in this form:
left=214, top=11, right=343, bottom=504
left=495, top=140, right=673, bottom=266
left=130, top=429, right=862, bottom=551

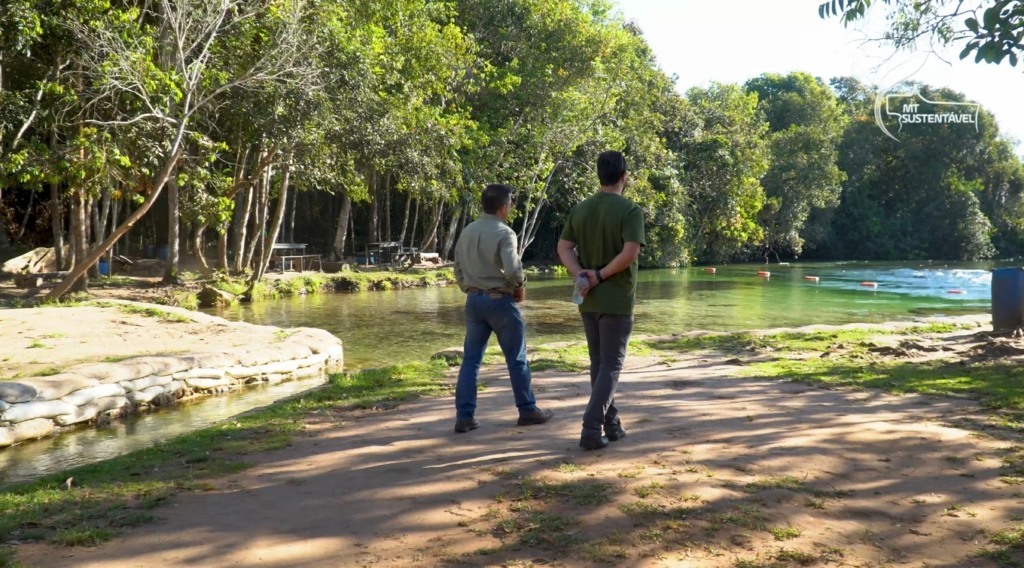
left=61, top=383, right=126, bottom=407
left=12, top=418, right=55, bottom=442
left=120, top=375, right=172, bottom=392
left=1, top=400, right=77, bottom=423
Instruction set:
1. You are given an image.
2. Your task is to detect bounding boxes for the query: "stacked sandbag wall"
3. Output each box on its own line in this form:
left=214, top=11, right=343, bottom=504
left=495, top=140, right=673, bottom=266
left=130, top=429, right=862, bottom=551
left=0, top=328, right=342, bottom=448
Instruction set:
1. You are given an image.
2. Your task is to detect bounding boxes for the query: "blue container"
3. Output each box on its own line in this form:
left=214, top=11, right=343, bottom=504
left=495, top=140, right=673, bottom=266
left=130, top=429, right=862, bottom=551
left=97, top=258, right=110, bottom=276
left=155, top=245, right=169, bottom=261
left=144, top=244, right=156, bottom=259
left=991, top=267, right=1024, bottom=331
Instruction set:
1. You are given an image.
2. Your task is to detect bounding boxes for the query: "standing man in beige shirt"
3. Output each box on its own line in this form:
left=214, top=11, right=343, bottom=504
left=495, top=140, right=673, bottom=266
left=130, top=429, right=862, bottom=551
left=452, top=184, right=553, bottom=433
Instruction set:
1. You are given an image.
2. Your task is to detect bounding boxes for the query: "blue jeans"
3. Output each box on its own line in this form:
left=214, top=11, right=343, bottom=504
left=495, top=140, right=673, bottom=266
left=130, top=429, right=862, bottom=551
left=455, top=292, right=538, bottom=420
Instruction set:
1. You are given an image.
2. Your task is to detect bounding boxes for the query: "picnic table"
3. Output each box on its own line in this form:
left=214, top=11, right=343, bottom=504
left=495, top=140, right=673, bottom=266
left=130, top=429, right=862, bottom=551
left=271, top=243, right=322, bottom=273
left=366, top=241, right=418, bottom=267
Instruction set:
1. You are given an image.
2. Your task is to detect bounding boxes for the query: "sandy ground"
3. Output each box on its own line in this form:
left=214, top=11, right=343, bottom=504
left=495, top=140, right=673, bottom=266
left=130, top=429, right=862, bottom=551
left=0, top=304, right=286, bottom=380
left=12, top=320, right=1024, bottom=568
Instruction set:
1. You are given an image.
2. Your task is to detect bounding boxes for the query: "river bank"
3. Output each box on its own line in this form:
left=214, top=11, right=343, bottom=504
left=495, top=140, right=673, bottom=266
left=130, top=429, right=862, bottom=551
left=0, top=302, right=342, bottom=453
left=7, top=313, right=1024, bottom=567
left=0, top=267, right=456, bottom=309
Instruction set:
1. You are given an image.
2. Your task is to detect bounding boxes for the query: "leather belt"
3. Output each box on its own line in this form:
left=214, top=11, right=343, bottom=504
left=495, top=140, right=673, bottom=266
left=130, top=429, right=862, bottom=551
left=466, top=287, right=512, bottom=298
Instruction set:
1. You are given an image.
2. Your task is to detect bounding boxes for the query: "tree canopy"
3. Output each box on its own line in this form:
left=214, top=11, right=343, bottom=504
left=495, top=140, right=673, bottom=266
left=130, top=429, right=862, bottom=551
left=1, top=1, right=1024, bottom=300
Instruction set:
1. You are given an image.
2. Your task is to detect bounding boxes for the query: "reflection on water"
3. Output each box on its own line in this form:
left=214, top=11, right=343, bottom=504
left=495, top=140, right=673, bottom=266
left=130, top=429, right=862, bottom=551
left=2, top=261, right=998, bottom=484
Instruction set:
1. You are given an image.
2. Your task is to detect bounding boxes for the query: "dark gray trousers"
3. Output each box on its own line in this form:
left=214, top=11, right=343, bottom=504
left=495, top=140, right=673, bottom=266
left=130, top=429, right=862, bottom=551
left=580, top=312, right=634, bottom=436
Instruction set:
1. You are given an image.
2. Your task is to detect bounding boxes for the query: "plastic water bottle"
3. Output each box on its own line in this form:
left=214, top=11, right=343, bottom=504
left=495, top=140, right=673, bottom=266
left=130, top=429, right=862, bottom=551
left=571, top=273, right=588, bottom=305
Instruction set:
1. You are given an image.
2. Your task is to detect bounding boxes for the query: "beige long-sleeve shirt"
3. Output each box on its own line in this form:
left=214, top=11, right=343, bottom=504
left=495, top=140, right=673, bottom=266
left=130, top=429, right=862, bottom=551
left=453, top=214, right=526, bottom=294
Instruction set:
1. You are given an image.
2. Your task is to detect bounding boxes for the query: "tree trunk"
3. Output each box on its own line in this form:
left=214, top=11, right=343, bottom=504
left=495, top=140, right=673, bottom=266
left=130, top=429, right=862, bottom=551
left=231, top=184, right=253, bottom=272
left=384, top=172, right=391, bottom=241
left=93, top=188, right=111, bottom=246
left=46, top=147, right=183, bottom=300
left=229, top=144, right=256, bottom=272
left=50, top=132, right=66, bottom=269
left=421, top=202, right=443, bottom=253
left=194, top=223, right=210, bottom=271
left=14, top=188, right=34, bottom=244
left=398, top=192, right=411, bottom=245
left=441, top=203, right=462, bottom=260
left=68, top=191, right=90, bottom=292
left=217, top=228, right=229, bottom=271
left=347, top=204, right=355, bottom=255
left=245, top=151, right=292, bottom=297
left=243, top=163, right=271, bottom=271
left=50, top=184, right=65, bottom=268
left=332, top=188, right=351, bottom=260
left=287, top=186, right=298, bottom=242
left=163, top=177, right=180, bottom=282
left=368, top=169, right=379, bottom=244
left=408, top=198, right=420, bottom=250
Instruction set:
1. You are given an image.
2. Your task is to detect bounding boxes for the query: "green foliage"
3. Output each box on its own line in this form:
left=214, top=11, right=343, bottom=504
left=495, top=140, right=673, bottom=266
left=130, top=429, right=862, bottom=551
left=3, top=0, right=1024, bottom=282
left=745, top=73, right=848, bottom=259
left=819, top=0, right=1024, bottom=67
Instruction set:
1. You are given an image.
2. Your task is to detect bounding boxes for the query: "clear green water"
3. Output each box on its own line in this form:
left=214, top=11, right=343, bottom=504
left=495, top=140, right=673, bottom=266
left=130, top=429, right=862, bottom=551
left=1, top=260, right=995, bottom=484
left=211, top=261, right=994, bottom=369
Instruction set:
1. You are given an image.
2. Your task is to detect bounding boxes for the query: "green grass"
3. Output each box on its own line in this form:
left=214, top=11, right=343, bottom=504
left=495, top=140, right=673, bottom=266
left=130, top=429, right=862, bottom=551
left=982, top=524, right=1024, bottom=564
left=112, top=304, right=192, bottom=323
left=0, top=544, right=24, bottom=568
left=643, top=322, right=1024, bottom=413
left=769, top=526, right=802, bottom=541
left=0, top=360, right=452, bottom=548
left=746, top=356, right=1024, bottom=411
left=643, top=322, right=974, bottom=356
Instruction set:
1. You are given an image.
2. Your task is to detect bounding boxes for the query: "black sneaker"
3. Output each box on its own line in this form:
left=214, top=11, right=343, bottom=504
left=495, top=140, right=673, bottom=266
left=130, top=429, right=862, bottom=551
left=454, top=418, right=480, bottom=433
left=579, top=434, right=609, bottom=451
left=517, top=408, right=554, bottom=426
left=604, top=421, right=626, bottom=442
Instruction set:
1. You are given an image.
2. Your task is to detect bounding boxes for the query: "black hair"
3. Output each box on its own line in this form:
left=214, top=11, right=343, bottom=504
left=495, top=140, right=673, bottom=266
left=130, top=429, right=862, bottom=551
left=482, top=183, right=514, bottom=214
left=597, top=151, right=627, bottom=186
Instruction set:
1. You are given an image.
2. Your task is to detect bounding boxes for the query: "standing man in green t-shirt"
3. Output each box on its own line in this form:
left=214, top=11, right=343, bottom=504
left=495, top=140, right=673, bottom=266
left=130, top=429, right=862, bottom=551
left=556, top=151, right=646, bottom=450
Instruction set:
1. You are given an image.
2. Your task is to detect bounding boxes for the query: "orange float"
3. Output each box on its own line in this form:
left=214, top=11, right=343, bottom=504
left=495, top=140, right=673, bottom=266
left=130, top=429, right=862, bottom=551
left=803, top=276, right=820, bottom=282
left=757, top=271, right=771, bottom=277
left=860, top=281, right=878, bottom=288
left=704, top=267, right=716, bottom=274
left=947, top=289, right=966, bottom=294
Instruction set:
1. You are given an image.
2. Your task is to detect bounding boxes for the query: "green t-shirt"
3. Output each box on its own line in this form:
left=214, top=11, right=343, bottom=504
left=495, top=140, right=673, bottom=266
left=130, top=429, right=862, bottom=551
left=560, top=192, right=646, bottom=315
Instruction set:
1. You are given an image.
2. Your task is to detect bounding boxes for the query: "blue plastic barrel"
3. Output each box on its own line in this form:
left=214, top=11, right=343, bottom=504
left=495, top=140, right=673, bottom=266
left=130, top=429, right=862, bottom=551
left=155, top=245, right=169, bottom=261
left=97, top=258, right=110, bottom=276
left=991, top=267, right=1024, bottom=331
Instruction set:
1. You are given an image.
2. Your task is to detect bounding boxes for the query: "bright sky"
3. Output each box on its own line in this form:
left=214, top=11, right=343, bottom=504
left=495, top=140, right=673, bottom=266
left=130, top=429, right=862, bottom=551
left=615, top=0, right=1024, bottom=153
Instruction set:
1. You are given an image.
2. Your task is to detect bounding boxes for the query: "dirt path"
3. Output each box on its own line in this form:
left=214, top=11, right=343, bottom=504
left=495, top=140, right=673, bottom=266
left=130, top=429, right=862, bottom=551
left=14, top=345, right=1024, bottom=567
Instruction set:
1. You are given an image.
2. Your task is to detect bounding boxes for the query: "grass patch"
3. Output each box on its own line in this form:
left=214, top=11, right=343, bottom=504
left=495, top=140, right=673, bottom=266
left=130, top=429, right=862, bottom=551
left=530, top=344, right=589, bottom=373
left=644, top=322, right=975, bottom=356
left=769, top=526, right=802, bottom=541
left=641, top=320, right=1024, bottom=413
left=0, top=360, right=451, bottom=548
left=106, top=303, right=192, bottom=323
left=553, top=462, right=584, bottom=474
left=514, top=477, right=611, bottom=507
left=169, top=290, right=199, bottom=310
left=743, top=475, right=804, bottom=494
left=983, top=524, right=1024, bottom=564
left=746, top=356, right=1024, bottom=411
left=706, top=505, right=769, bottom=532
left=0, top=545, right=24, bottom=568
